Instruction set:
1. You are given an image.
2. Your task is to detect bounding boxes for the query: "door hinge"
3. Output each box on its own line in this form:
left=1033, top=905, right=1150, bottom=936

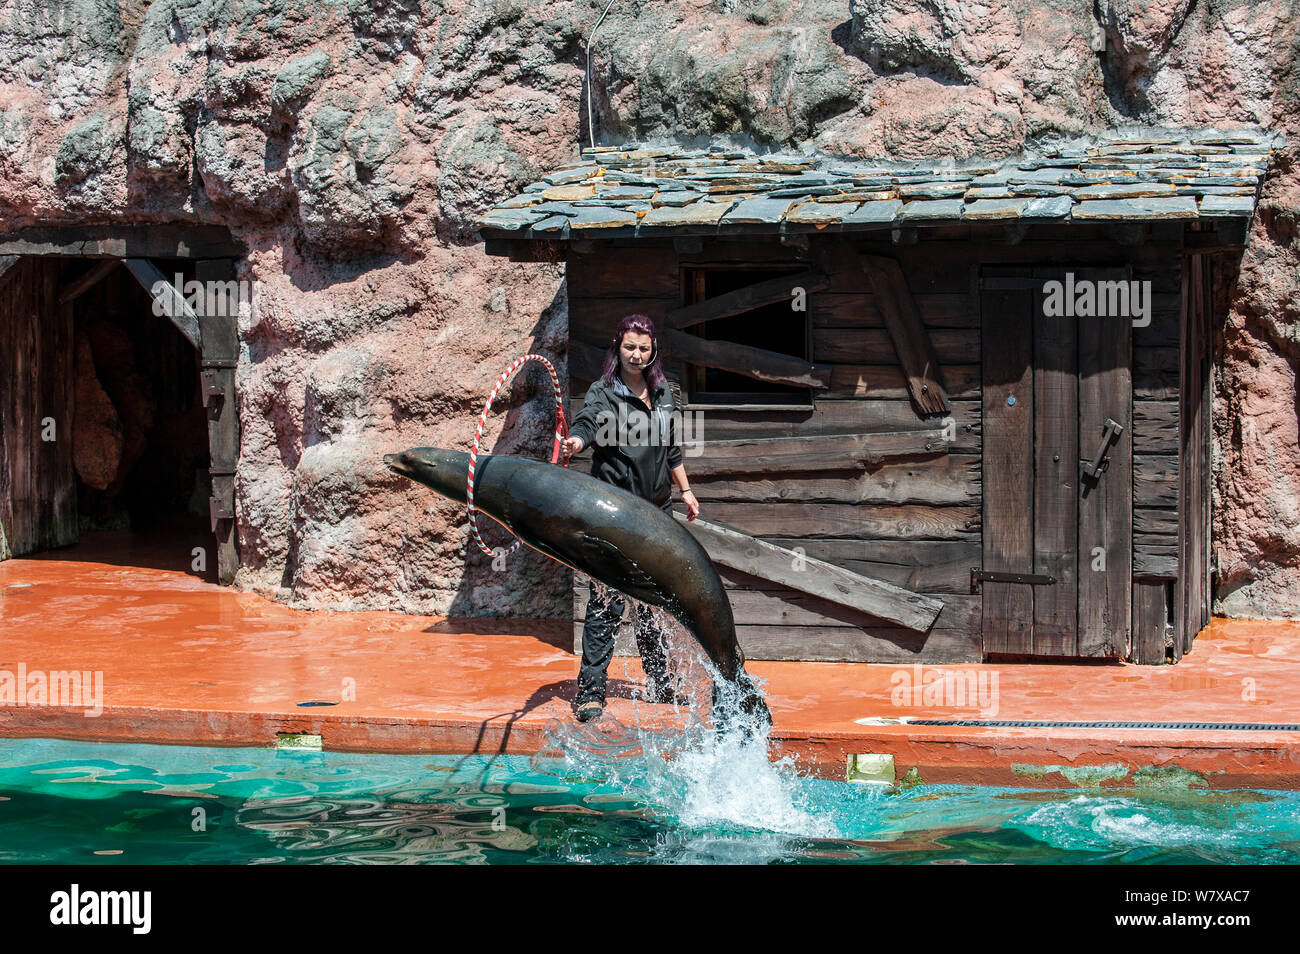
left=971, top=568, right=1058, bottom=593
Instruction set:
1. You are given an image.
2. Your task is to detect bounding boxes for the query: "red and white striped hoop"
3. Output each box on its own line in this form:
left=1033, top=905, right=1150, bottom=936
left=468, top=353, right=568, bottom=556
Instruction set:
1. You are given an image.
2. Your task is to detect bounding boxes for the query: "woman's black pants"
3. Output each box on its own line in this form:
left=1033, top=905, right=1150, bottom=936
left=575, top=501, right=675, bottom=706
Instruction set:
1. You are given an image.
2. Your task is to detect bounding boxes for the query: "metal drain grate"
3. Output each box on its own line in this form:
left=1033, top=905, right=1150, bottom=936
left=907, top=720, right=1300, bottom=731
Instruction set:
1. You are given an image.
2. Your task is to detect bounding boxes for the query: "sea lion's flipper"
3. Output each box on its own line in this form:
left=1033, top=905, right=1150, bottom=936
left=566, top=532, right=667, bottom=602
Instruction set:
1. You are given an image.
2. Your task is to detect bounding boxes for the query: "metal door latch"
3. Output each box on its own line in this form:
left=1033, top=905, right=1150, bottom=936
left=970, top=568, right=1058, bottom=593
left=201, top=370, right=225, bottom=408
left=1081, top=418, right=1124, bottom=479
left=209, top=497, right=234, bottom=533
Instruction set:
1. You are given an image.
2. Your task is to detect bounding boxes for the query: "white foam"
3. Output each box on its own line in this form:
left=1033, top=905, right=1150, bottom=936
left=533, top=594, right=837, bottom=840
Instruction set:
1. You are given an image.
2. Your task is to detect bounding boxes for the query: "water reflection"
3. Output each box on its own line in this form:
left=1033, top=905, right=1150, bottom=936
left=234, top=789, right=536, bottom=864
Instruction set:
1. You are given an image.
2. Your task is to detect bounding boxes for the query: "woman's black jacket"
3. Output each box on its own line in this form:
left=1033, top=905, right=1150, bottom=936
left=568, top=376, right=683, bottom=507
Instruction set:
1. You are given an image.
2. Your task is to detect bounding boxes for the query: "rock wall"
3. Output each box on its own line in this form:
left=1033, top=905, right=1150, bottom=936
left=1, top=0, right=1297, bottom=618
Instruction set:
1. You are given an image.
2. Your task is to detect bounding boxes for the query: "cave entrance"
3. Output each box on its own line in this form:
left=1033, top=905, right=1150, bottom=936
left=0, top=230, right=242, bottom=583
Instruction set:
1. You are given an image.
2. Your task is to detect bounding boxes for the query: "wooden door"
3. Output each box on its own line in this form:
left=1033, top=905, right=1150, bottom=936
left=0, top=257, right=77, bottom=559
left=980, top=267, right=1132, bottom=658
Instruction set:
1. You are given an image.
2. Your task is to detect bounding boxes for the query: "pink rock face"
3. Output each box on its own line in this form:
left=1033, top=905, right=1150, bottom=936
left=0, top=0, right=1297, bottom=619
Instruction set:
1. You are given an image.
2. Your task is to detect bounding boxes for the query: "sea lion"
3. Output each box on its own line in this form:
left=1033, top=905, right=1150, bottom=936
left=384, top=447, right=771, bottom=727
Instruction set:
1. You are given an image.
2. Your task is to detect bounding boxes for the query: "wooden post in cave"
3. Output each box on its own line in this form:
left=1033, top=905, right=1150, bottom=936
left=195, top=259, right=241, bottom=585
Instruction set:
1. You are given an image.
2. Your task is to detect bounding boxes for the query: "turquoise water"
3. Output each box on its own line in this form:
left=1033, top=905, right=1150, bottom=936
left=0, top=736, right=1297, bottom=864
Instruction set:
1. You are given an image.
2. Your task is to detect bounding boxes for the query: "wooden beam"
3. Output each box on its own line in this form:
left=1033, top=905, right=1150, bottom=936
left=861, top=254, right=950, bottom=415
left=660, top=327, right=830, bottom=389
left=0, top=254, right=18, bottom=289
left=692, top=454, right=979, bottom=505
left=122, top=258, right=201, bottom=349
left=686, top=429, right=950, bottom=477
left=676, top=514, right=943, bottom=632
left=663, top=269, right=829, bottom=330
left=0, top=225, right=243, bottom=258
left=57, top=258, right=120, bottom=305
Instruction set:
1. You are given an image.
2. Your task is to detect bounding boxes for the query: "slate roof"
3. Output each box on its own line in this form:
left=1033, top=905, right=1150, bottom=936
left=478, top=129, right=1278, bottom=239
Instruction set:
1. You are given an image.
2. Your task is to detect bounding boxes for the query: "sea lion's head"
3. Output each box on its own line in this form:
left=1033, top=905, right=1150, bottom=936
left=384, top=447, right=470, bottom=505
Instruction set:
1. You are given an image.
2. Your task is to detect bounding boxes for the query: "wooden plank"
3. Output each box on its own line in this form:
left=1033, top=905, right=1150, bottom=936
left=1134, top=347, right=1179, bottom=399
left=57, top=258, right=119, bottom=305
left=566, top=396, right=981, bottom=449
left=1, top=260, right=20, bottom=554
left=1135, top=508, right=1178, bottom=536
left=721, top=588, right=973, bottom=631
left=812, top=292, right=979, bottom=329
left=567, top=248, right=680, bottom=299
left=574, top=616, right=982, bottom=663
left=0, top=225, right=243, bottom=258
left=10, top=258, right=36, bottom=553
left=812, top=328, right=976, bottom=366
left=568, top=297, right=669, bottom=343
left=1, top=258, right=77, bottom=554
left=730, top=624, right=981, bottom=663
left=1180, top=253, right=1212, bottom=654
left=1134, top=454, right=1178, bottom=508
left=822, top=363, right=980, bottom=400
left=663, top=269, right=828, bottom=330
left=678, top=242, right=813, bottom=266
left=1133, top=581, right=1169, bottom=664
left=1077, top=266, right=1132, bottom=659
left=1133, top=307, right=1182, bottom=348
left=659, top=327, right=830, bottom=389
left=861, top=254, right=950, bottom=414
left=685, top=430, right=951, bottom=477
left=670, top=398, right=982, bottom=445
left=195, top=259, right=240, bottom=363
left=692, top=454, right=980, bottom=505
left=0, top=254, right=18, bottom=289
left=0, top=260, right=9, bottom=558
left=122, top=258, right=201, bottom=349
left=674, top=514, right=943, bottom=630
left=980, top=284, right=1035, bottom=653
left=1134, top=546, right=1178, bottom=579
left=1133, top=400, right=1178, bottom=453
left=576, top=580, right=973, bottom=632
left=695, top=501, right=979, bottom=540
left=761, top=538, right=980, bottom=594
left=1032, top=267, right=1078, bottom=655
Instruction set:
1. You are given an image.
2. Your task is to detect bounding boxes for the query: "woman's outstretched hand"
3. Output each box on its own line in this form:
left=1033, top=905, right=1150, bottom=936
left=560, top=436, right=584, bottom=460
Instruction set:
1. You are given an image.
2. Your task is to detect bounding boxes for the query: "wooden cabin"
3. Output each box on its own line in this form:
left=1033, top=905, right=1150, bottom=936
left=480, top=131, right=1276, bottom=666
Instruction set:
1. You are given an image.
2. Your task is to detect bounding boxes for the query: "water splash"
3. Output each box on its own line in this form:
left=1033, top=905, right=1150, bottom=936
left=535, top=586, right=837, bottom=845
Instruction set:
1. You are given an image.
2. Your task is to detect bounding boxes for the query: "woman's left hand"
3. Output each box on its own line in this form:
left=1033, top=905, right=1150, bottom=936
left=681, top=489, right=700, bottom=521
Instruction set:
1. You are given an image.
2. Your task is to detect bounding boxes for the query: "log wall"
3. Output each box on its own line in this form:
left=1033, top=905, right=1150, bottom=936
left=565, top=224, right=1197, bottom=664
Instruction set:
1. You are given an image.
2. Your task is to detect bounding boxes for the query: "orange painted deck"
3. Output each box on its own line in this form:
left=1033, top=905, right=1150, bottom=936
left=2, top=535, right=1299, bottom=789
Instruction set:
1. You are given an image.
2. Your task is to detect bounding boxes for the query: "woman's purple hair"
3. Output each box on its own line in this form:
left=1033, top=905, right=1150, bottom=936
left=600, top=314, right=665, bottom=389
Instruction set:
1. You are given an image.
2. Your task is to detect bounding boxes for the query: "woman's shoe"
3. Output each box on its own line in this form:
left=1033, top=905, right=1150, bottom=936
left=575, top=700, right=604, bottom=722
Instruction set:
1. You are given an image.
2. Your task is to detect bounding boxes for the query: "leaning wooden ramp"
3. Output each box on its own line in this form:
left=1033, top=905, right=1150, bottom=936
left=676, top=514, right=943, bottom=633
